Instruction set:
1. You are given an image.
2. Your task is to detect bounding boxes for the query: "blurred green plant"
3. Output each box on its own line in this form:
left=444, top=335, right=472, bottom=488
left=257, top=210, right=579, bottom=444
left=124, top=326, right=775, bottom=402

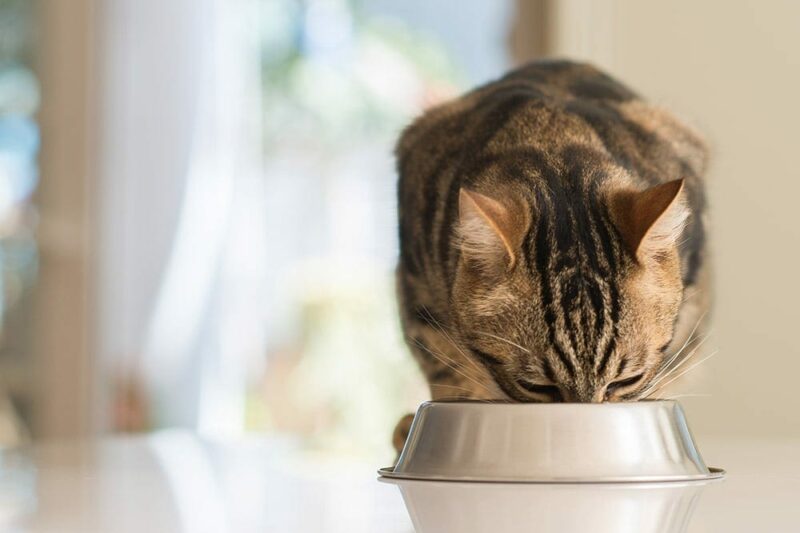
left=261, top=264, right=427, bottom=458
left=256, top=0, right=462, bottom=458
left=0, top=0, right=39, bottom=428
left=261, top=0, right=462, bottom=150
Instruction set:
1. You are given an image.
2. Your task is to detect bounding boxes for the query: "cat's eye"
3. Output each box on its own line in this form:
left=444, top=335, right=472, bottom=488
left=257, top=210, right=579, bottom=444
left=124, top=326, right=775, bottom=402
left=606, top=373, right=644, bottom=396
left=517, top=380, right=562, bottom=402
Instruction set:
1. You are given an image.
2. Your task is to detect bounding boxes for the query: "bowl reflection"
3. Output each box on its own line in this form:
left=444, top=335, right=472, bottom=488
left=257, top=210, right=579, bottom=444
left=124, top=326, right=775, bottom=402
left=382, top=477, right=718, bottom=533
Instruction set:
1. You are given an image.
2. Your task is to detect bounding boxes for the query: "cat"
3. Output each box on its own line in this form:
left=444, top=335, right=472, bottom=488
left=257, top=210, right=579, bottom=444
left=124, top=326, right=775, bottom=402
left=393, top=60, right=710, bottom=453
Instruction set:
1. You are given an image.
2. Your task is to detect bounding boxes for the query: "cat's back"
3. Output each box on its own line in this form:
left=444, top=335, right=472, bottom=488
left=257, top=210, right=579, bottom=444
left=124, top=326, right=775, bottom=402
left=398, top=60, right=707, bottom=187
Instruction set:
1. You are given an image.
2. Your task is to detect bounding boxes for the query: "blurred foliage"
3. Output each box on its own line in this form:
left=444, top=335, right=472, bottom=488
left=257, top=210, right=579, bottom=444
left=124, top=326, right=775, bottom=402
left=0, top=0, right=34, bottom=66
left=256, top=0, right=461, bottom=458
left=0, top=0, right=38, bottom=334
left=260, top=0, right=462, bottom=150
left=0, top=0, right=38, bottom=422
left=261, top=264, right=427, bottom=458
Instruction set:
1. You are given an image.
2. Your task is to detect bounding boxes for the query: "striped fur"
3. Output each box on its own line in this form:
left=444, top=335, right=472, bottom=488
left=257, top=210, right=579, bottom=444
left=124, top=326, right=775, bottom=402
left=394, top=61, right=709, bottom=449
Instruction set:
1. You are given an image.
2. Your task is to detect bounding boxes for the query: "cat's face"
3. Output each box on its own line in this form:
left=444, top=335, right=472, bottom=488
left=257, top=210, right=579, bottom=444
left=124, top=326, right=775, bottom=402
left=452, top=179, right=688, bottom=403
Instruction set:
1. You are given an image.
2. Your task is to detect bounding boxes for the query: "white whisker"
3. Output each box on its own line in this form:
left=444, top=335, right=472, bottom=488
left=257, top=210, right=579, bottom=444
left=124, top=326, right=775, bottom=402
left=654, top=393, right=711, bottom=400
left=681, top=288, right=699, bottom=304
left=644, top=312, right=710, bottom=392
left=419, top=306, right=484, bottom=374
left=430, top=383, right=481, bottom=395
left=641, top=333, right=712, bottom=398
left=433, top=395, right=497, bottom=404
left=410, top=337, right=493, bottom=395
left=475, top=330, right=531, bottom=354
left=656, top=328, right=713, bottom=387
left=664, top=311, right=708, bottom=367
left=643, top=349, right=719, bottom=399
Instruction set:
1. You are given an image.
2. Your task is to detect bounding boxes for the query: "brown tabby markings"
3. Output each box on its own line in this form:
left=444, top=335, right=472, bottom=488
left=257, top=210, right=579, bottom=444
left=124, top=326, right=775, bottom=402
left=393, top=61, right=709, bottom=452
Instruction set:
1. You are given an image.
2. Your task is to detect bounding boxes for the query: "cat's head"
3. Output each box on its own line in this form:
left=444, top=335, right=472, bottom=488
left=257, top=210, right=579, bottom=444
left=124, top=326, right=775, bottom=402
left=452, top=177, right=689, bottom=403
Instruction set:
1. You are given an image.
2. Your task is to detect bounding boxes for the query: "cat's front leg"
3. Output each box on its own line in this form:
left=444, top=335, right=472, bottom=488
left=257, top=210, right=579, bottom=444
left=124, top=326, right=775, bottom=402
left=392, top=413, right=415, bottom=456
left=393, top=320, right=503, bottom=456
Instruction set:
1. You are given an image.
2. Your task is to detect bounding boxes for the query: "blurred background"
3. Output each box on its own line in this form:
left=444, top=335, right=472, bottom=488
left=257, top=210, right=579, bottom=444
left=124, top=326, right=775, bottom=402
left=0, top=0, right=797, bottom=463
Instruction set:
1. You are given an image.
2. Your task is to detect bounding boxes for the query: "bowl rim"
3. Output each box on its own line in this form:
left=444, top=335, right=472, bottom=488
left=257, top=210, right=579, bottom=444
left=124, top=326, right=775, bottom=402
left=413, top=399, right=679, bottom=408
left=377, top=466, right=726, bottom=484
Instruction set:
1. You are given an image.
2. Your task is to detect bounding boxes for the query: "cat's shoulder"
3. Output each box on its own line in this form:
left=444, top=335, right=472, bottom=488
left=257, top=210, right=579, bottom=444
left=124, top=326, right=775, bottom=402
left=494, top=59, right=639, bottom=104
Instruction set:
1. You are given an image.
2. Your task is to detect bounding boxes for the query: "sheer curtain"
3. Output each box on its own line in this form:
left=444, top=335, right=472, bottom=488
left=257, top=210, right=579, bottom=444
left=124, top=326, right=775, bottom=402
left=94, top=0, right=516, bottom=448
left=97, top=0, right=265, bottom=433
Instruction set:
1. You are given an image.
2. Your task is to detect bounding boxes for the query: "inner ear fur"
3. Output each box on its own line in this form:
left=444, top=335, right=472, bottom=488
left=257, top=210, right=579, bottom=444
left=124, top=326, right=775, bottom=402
left=457, top=188, right=530, bottom=272
left=609, top=178, right=689, bottom=262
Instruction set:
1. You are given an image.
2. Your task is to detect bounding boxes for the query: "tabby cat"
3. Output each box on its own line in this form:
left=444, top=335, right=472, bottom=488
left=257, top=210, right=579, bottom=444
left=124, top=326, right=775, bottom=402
left=393, top=60, right=710, bottom=452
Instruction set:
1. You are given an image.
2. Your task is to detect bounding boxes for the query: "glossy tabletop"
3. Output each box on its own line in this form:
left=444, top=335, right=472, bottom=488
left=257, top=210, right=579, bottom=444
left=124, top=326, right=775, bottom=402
left=1, top=431, right=798, bottom=532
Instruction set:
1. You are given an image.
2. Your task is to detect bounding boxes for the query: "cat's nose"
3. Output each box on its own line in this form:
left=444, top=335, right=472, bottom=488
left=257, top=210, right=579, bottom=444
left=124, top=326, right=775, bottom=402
left=563, top=385, right=605, bottom=403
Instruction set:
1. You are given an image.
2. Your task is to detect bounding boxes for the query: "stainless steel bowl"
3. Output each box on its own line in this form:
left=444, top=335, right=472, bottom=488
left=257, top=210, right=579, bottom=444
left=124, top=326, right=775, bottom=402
left=380, top=400, right=723, bottom=483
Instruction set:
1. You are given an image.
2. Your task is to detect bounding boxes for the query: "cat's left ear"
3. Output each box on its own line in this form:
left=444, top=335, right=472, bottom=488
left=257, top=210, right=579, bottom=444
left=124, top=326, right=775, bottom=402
left=611, top=178, right=689, bottom=262
left=458, top=188, right=528, bottom=272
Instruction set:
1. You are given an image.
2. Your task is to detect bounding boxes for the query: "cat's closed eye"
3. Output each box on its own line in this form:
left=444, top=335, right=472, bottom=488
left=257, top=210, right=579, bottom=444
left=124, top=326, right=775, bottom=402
left=517, top=380, right=563, bottom=402
left=605, top=373, right=644, bottom=398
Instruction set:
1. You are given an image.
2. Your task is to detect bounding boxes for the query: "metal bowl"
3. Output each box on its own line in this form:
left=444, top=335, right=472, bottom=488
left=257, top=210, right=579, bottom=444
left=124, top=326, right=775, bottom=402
left=380, top=400, right=723, bottom=483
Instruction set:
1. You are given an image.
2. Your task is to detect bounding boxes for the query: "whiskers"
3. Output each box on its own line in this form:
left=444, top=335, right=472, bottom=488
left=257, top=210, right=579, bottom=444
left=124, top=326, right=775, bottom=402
left=413, top=306, right=510, bottom=401
left=641, top=349, right=719, bottom=400
left=408, top=336, right=494, bottom=397
left=654, top=393, right=712, bottom=401
left=429, top=383, right=481, bottom=396
left=418, top=307, right=485, bottom=374
left=659, top=311, right=709, bottom=375
left=475, top=330, right=531, bottom=354
left=430, top=383, right=500, bottom=404
left=637, top=312, right=718, bottom=400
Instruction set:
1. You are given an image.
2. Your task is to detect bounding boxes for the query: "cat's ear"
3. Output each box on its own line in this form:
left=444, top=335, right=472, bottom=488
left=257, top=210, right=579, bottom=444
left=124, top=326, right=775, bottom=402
left=611, top=178, right=689, bottom=261
left=457, top=188, right=527, bottom=272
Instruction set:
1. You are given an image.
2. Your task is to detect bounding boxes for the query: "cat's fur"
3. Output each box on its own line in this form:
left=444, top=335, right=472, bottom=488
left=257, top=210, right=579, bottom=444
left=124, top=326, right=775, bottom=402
left=393, top=60, right=709, bottom=452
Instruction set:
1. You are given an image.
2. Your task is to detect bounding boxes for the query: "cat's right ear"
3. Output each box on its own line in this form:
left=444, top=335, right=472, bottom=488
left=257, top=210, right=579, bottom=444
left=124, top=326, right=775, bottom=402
left=457, top=188, right=528, bottom=273
left=610, top=178, right=689, bottom=262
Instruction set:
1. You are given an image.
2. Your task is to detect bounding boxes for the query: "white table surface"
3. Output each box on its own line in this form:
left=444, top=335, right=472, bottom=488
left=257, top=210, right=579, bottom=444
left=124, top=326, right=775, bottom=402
left=1, top=431, right=798, bottom=532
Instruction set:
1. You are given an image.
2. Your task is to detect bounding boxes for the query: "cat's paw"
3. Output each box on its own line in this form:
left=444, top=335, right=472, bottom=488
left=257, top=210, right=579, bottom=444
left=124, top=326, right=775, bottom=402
left=392, top=413, right=415, bottom=456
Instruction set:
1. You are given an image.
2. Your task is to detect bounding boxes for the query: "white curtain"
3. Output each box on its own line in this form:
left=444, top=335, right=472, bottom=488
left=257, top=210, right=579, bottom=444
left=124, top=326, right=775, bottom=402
left=97, top=0, right=266, bottom=433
